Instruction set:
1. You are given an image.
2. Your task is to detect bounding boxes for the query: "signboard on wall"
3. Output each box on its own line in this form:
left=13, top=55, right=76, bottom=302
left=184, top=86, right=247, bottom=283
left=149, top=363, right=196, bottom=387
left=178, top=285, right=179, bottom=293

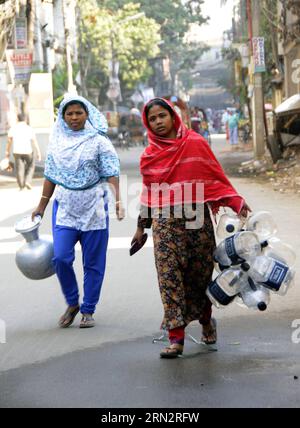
left=15, top=18, right=27, bottom=49
left=252, top=37, right=266, bottom=73
left=6, top=19, right=27, bottom=50
left=5, top=49, right=33, bottom=84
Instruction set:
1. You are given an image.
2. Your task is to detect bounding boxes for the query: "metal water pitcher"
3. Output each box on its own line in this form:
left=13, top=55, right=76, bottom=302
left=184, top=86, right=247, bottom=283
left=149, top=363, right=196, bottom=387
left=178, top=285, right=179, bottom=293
left=15, top=215, right=55, bottom=280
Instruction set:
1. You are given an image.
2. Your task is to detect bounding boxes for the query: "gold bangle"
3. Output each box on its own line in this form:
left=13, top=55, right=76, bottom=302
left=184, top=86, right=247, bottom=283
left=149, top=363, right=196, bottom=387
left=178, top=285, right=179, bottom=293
left=115, top=200, right=121, bottom=204
left=41, top=195, right=50, bottom=200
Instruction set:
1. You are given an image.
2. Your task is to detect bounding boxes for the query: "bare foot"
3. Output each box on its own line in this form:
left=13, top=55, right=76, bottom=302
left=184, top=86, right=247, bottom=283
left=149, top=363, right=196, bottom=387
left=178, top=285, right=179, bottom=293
left=201, top=318, right=217, bottom=344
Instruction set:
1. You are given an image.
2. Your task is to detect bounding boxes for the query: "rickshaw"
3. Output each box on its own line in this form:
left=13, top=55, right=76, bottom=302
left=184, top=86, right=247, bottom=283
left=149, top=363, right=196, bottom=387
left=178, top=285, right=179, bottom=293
left=118, top=109, right=146, bottom=148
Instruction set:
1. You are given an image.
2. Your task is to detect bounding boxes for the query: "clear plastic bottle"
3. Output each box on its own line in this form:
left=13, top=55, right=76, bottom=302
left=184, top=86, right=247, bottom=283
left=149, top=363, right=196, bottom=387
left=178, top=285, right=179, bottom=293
left=239, top=279, right=270, bottom=311
left=241, top=256, right=295, bottom=296
left=214, top=261, right=228, bottom=274
left=206, top=267, right=249, bottom=308
left=213, top=231, right=262, bottom=267
left=216, top=213, right=244, bottom=240
left=246, top=211, right=277, bottom=242
left=262, top=237, right=296, bottom=267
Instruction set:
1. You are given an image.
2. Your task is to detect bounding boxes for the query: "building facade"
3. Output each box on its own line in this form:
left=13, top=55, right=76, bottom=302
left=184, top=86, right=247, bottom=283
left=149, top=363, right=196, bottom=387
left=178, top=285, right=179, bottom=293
left=0, top=0, right=77, bottom=159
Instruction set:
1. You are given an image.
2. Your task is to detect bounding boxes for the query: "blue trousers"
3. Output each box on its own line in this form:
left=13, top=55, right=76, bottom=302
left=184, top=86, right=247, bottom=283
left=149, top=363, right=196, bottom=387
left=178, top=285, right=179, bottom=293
left=229, top=126, right=238, bottom=145
left=52, top=200, right=109, bottom=314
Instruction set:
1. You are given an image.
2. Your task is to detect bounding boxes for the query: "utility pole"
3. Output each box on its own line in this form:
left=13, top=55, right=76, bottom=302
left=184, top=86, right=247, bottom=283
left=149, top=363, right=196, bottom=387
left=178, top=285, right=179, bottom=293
left=62, top=0, right=77, bottom=94
left=250, top=0, right=266, bottom=159
left=76, top=4, right=90, bottom=98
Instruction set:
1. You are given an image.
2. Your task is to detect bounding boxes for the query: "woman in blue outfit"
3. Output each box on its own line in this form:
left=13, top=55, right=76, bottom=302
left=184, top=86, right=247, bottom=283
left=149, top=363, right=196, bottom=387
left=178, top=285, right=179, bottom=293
left=32, top=95, right=124, bottom=328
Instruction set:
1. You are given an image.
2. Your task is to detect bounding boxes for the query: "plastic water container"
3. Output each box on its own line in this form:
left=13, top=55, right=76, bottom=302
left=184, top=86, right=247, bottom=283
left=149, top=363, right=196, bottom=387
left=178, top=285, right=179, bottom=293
left=214, top=261, right=229, bottom=274
left=214, top=231, right=262, bottom=267
left=262, top=237, right=296, bottom=267
left=241, top=256, right=295, bottom=296
left=206, top=267, right=249, bottom=308
left=239, top=279, right=270, bottom=311
left=246, top=211, right=277, bottom=242
left=216, top=213, right=244, bottom=239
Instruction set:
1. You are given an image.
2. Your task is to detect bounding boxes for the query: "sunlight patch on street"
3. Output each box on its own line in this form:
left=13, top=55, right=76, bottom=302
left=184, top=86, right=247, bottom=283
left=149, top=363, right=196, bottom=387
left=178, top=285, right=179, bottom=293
left=0, top=227, right=19, bottom=240
left=211, top=134, right=227, bottom=140
left=0, top=186, right=43, bottom=223
left=0, top=236, right=153, bottom=255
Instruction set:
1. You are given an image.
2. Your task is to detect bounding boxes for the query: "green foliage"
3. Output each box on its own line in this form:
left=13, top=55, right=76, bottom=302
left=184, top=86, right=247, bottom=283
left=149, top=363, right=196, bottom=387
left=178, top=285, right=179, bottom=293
left=138, top=0, right=208, bottom=71
left=52, top=63, right=68, bottom=101
left=52, top=61, right=79, bottom=112
left=78, top=0, right=208, bottom=99
left=78, top=0, right=161, bottom=97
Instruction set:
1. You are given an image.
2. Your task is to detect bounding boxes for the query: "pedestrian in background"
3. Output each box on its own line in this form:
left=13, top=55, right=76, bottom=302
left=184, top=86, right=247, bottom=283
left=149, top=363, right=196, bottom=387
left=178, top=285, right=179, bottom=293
left=5, top=113, right=41, bottom=190
left=222, top=108, right=230, bottom=144
left=32, top=95, right=124, bottom=329
left=228, top=111, right=239, bottom=148
left=131, top=98, right=251, bottom=358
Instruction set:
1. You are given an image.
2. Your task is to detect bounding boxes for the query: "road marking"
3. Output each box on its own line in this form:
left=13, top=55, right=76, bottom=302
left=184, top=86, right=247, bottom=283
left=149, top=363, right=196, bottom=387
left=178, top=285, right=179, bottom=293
left=0, top=236, right=153, bottom=255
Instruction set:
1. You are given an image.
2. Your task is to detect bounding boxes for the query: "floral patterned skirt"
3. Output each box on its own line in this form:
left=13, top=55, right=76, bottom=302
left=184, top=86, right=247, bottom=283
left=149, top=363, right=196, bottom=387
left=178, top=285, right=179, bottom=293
left=152, top=205, right=216, bottom=331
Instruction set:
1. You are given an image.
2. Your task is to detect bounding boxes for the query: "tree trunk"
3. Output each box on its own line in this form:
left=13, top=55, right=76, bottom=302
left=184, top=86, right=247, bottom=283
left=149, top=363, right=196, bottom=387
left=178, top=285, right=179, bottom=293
left=62, top=0, right=76, bottom=94
left=76, top=4, right=90, bottom=98
left=27, top=0, right=35, bottom=50
left=0, top=0, right=17, bottom=60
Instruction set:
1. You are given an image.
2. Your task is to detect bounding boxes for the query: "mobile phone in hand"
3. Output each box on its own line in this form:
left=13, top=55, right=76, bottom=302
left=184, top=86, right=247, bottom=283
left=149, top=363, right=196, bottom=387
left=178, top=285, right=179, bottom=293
left=129, top=233, right=148, bottom=256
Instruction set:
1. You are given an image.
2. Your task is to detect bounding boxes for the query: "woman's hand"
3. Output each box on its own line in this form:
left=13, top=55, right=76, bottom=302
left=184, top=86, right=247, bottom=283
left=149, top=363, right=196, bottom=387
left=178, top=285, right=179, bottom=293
left=239, top=201, right=252, bottom=218
left=31, top=207, right=45, bottom=221
left=116, top=201, right=125, bottom=221
left=131, top=227, right=144, bottom=246
left=31, top=180, right=55, bottom=220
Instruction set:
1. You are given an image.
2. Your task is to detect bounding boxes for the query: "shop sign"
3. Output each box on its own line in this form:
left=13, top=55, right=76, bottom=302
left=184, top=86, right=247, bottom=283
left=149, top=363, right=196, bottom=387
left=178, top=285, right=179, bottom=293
left=252, top=37, right=266, bottom=73
left=5, top=49, right=33, bottom=84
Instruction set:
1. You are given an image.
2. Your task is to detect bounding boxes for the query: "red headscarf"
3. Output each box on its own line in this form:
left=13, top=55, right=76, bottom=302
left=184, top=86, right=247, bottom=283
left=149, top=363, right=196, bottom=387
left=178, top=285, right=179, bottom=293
left=140, top=98, right=244, bottom=215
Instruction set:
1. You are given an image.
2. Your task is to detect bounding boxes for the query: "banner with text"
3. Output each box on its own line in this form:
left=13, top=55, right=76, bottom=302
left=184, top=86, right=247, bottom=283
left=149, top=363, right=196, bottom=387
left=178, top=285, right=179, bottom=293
left=5, top=49, right=33, bottom=84
left=252, top=37, right=266, bottom=73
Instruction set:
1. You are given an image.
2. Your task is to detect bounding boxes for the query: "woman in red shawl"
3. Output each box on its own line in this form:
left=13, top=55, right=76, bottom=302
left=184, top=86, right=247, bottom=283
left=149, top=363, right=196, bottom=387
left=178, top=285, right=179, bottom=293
left=131, top=98, right=251, bottom=358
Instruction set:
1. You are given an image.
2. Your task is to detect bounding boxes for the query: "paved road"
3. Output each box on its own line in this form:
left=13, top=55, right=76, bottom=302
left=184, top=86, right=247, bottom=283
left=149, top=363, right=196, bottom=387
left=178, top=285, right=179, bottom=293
left=0, top=136, right=300, bottom=408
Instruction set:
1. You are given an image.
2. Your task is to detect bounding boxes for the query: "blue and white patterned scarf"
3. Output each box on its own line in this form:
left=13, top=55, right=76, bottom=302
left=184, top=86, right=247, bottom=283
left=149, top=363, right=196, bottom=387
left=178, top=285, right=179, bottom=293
left=44, top=95, right=113, bottom=190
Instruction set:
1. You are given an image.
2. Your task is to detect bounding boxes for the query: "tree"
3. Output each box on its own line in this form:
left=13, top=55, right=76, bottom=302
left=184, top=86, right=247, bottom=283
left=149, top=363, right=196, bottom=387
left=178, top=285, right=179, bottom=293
left=137, top=0, right=209, bottom=93
left=97, top=0, right=209, bottom=95
left=77, top=0, right=161, bottom=103
left=279, top=0, right=300, bottom=43
left=0, top=0, right=17, bottom=60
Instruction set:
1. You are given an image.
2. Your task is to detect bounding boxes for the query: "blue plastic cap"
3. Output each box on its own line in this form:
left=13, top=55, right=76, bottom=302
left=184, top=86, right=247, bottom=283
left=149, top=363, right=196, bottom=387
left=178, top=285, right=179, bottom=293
left=258, top=302, right=267, bottom=311
left=226, top=224, right=235, bottom=233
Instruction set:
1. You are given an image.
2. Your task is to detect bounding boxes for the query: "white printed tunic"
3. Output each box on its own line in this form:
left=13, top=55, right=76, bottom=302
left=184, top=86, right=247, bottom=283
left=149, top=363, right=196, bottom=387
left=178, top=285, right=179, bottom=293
left=52, top=135, right=119, bottom=231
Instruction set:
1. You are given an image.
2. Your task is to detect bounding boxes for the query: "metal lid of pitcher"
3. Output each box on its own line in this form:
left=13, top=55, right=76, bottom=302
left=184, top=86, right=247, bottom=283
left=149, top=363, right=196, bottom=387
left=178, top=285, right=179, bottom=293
left=15, top=215, right=42, bottom=234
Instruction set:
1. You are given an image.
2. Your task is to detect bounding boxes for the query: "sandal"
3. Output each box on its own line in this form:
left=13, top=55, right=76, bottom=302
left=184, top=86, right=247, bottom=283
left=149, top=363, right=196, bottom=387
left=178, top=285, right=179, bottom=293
left=79, top=313, right=95, bottom=329
left=58, top=305, right=79, bottom=328
left=201, top=317, right=217, bottom=345
left=160, top=343, right=183, bottom=359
